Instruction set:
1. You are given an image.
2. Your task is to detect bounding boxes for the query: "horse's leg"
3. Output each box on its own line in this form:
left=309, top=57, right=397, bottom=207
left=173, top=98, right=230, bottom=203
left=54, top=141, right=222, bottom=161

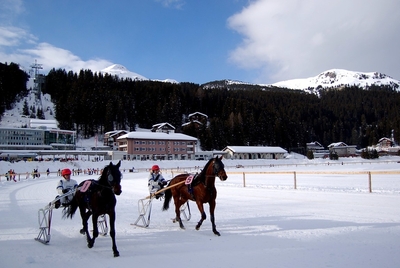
left=195, top=201, right=206, bottom=231
left=78, top=206, right=95, bottom=246
left=92, top=214, right=99, bottom=239
left=80, top=210, right=92, bottom=234
left=174, top=195, right=185, bottom=229
left=209, top=199, right=220, bottom=236
left=88, top=213, right=99, bottom=248
left=108, top=210, right=119, bottom=257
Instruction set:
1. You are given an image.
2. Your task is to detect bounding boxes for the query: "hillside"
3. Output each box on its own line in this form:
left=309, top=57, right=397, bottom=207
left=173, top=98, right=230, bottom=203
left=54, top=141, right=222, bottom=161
left=101, top=64, right=400, bottom=94
left=271, top=69, right=400, bottom=94
left=2, top=64, right=400, bottom=151
left=201, top=69, right=400, bottom=95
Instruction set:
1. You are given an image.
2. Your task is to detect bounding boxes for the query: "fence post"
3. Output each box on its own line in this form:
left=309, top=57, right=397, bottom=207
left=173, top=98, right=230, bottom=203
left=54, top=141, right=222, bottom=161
left=368, top=171, right=372, bottom=193
left=294, top=171, right=297, bottom=190
left=242, top=172, right=246, bottom=187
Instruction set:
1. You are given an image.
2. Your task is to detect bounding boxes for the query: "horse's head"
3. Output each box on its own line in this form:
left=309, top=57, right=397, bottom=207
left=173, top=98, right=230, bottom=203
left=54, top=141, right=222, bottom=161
left=104, top=160, right=122, bottom=195
left=212, top=156, right=228, bottom=181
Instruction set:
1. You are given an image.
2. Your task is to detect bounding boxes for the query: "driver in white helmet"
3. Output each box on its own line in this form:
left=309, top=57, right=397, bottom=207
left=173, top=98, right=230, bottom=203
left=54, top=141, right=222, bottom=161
left=148, top=165, right=167, bottom=199
left=54, top=168, right=78, bottom=208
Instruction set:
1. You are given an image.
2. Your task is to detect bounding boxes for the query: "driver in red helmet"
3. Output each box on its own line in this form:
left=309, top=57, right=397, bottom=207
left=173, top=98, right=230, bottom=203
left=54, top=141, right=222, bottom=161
left=148, top=165, right=167, bottom=199
left=54, top=168, right=78, bottom=208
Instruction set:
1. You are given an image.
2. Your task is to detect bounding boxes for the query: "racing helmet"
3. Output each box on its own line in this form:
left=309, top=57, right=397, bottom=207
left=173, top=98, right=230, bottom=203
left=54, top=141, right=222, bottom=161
left=151, top=165, right=160, bottom=171
left=61, top=168, right=72, bottom=176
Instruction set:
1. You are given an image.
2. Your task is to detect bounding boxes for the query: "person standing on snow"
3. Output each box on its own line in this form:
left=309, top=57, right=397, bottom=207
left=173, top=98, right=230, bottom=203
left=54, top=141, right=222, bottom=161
left=148, top=165, right=167, bottom=199
left=55, top=168, right=78, bottom=208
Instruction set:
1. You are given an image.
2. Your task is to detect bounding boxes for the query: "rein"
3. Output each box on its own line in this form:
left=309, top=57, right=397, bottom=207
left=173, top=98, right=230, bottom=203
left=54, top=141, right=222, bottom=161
left=90, top=169, right=117, bottom=192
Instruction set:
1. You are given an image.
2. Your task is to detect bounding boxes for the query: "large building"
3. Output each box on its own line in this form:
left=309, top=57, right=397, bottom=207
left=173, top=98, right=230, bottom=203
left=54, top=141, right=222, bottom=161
left=222, top=146, right=287, bottom=160
left=103, top=130, right=128, bottom=150
left=0, top=127, right=76, bottom=151
left=327, top=142, right=357, bottom=157
left=117, top=131, right=197, bottom=160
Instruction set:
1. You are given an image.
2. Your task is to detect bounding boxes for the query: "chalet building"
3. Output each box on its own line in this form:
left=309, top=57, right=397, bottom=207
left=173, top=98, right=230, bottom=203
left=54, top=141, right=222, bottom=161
left=306, top=141, right=329, bottom=158
left=151, top=123, right=175, bottom=133
left=377, top=137, right=393, bottom=150
left=182, top=112, right=208, bottom=129
left=327, top=142, right=357, bottom=157
left=306, top=141, right=324, bottom=152
left=103, top=130, right=128, bottom=150
left=188, top=112, right=208, bottom=123
left=374, top=137, right=400, bottom=155
left=222, top=146, right=287, bottom=160
left=117, top=131, right=197, bottom=160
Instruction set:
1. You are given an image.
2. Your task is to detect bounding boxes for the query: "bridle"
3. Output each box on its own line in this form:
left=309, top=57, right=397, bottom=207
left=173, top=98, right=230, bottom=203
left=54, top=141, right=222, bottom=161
left=94, top=168, right=122, bottom=194
left=212, top=159, right=224, bottom=177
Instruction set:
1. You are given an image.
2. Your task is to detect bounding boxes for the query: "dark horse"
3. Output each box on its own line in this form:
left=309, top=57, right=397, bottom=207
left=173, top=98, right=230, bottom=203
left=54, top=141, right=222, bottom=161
left=162, top=156, right=227, bottom=236
left=63, top=161, right=122, bottom=257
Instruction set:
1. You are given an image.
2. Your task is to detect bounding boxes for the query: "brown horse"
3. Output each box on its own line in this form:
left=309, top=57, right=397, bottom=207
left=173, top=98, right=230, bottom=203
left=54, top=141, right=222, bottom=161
left=162, top=156, right=227, bottom=236
left=63, top=161, right=122, bottom=257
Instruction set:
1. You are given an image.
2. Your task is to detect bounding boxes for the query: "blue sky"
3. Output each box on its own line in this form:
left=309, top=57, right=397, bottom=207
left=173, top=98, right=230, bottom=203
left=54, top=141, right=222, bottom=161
left=1, top=0, right=399, bottom=84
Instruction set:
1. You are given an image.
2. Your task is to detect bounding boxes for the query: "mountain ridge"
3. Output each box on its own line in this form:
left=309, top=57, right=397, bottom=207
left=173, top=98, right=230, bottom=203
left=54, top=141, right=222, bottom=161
left=270, top=69, right=400, bottom=92
left=99, top=64, right=400, bottom=93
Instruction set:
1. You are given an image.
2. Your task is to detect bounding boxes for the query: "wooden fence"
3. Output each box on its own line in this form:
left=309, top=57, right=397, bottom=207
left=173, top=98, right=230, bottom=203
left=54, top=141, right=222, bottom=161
left=225, top=170, right=400, bottom=193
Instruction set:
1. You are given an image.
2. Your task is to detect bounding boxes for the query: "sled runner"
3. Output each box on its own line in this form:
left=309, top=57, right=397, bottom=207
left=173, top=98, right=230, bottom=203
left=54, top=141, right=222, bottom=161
left=35, top=190, right=108, bottom=244
left=132, top=180, right=191, bottom=228
left=35, top=191, right=71, bottom=244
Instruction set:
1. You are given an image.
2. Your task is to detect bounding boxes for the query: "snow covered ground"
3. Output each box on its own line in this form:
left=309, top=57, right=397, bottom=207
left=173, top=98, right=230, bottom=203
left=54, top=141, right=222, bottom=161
left=1, top=156, right=400, bottom=267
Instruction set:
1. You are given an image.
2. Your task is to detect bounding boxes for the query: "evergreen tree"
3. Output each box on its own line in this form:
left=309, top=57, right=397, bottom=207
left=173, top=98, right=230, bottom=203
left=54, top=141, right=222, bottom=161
left=22, top=100, right=29, bottom=116
left=306, top=150, right=314, bottom=160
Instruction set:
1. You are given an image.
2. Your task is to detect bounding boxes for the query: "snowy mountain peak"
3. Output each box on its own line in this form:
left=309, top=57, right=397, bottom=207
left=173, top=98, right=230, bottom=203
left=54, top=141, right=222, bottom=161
left=101, top=64, right=148, bottom=81
left=102, top=64, right=129, bottom=72
left=271, top=69, right=400, bottom=93
left=100, top=64, right=178, bottom=83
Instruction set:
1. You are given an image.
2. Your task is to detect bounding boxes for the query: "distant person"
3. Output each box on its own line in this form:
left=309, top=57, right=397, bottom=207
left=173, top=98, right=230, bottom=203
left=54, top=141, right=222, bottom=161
left=54, top=168, right=78, bottom=209
left=148, top=165, right=167, bottom=199
left=46, top=168, right=50, bottom=176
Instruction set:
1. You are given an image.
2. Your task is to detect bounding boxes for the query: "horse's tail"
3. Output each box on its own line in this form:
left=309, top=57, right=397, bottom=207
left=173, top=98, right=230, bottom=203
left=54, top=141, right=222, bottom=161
left=162, top=187, right=172, bottom=211
left=62, top=193, right=79, bottom=219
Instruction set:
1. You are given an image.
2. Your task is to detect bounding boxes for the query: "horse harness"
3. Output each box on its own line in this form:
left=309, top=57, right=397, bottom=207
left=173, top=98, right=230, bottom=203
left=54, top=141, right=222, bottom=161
left=79, top=169, right=118, bottom=210
left=187, top=173, right=213, bottom=200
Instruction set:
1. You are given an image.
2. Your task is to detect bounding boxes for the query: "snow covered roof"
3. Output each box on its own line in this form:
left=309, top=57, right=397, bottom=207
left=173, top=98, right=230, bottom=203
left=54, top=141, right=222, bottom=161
left=223, top=146, right=287, bottom=154
left=306, top=141, right=324, bottom=147
left=117, top=131, right=197, bottom=141
left=378, top=137, right=392, bottom=142
left=29, top=119, right=58, bottom=129
left=105, top=130, right=128, bottom=137
left=182, top=120, right=203, bottom=127
left=152, top=122, right=175, bottom=130
left=188, top=112, right=208, bottom=118
left=328, top=142, right=348, bottom=148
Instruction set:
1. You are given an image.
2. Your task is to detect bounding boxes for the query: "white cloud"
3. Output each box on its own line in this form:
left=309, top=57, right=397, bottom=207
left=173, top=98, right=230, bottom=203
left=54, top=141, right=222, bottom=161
left=156, top=0, right=185, bottom=9
left=0, top=0, right=24, bottom=19
left=21, top=43, right=113, bottom=73
left=0, top=26, right=112, bottom=74
left=0, top=26, right=35, bottom=47
left=228, top=0, right=400, bottom=83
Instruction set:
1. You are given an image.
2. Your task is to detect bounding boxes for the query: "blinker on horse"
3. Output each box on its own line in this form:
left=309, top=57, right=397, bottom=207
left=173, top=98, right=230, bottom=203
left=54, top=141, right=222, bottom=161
left=63, top=160, right=122, bottom=257
left=162, top=156, right=227, bottom=236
